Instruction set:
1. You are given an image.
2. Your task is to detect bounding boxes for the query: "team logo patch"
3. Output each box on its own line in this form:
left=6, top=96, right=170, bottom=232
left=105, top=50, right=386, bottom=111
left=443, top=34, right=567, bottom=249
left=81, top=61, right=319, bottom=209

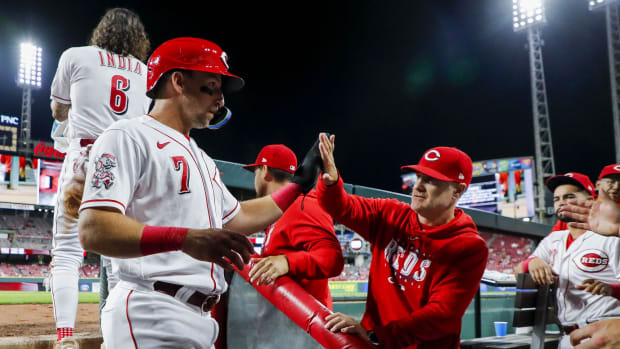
left=573, top=249, right=609, bottom=273
left=614, top=165, right=620, bottom=172
left=92, top=153, right=117, bottom=190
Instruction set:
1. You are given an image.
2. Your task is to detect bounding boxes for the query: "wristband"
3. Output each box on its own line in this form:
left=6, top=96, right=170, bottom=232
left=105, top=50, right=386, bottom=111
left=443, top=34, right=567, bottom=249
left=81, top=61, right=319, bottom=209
left=270, top=182, right=302, bottom=211
left=521, top=256, right=537, bottom=273
left=140, top=226, right=188, bottom=256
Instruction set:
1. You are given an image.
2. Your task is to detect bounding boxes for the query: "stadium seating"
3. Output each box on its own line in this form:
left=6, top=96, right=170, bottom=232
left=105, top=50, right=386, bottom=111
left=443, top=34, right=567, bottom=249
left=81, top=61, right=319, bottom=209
left=0, top=262, right=100, bottom=277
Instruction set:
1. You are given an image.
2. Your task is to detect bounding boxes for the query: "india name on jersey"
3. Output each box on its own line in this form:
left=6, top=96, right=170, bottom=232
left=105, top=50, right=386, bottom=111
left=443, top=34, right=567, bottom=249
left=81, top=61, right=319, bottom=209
left=532, top=230, right=620, bottom=325
left=79, top=115, right=240, bottom=295
left=50, top=45, right=150, bottom=140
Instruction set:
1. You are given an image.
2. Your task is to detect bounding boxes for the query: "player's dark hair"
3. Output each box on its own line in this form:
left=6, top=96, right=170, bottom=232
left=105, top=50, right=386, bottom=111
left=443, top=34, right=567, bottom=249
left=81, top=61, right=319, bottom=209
left=89, top=8, right=150, bottom=62
left=268, top=167, right=294, bottom=183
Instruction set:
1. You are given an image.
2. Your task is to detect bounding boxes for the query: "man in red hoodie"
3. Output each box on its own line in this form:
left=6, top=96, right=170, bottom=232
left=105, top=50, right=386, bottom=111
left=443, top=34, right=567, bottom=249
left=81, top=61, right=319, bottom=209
left=319, top=134, right=489, bottom=349
left=245, top=144, right=344, bottom=308
left=241, top=144, right=344, bottom=348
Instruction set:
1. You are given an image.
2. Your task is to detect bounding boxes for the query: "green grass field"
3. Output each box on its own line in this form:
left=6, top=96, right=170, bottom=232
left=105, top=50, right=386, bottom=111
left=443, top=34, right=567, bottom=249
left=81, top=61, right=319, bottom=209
left=0, top=291, right=99, bottom=304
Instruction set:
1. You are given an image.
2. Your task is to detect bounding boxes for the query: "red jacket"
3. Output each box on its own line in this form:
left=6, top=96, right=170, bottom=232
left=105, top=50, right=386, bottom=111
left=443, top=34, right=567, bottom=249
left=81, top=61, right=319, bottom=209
left=317, top=176, right=488, bottom=349
left=262, top=189, right=344, bottom=309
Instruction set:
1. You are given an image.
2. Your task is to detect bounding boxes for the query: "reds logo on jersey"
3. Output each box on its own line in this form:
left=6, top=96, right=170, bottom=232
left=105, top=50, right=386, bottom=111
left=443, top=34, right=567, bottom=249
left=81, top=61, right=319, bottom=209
left=384, top=238, right=431, bottom=288
left=92, top=153, right=117, bottom=189
left=573, top=249, right=609, bottom=273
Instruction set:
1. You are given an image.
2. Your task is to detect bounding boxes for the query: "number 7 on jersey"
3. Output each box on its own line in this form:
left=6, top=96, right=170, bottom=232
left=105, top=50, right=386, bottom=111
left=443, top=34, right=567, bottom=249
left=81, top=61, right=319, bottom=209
left=171, top=156, right=191, bottom=194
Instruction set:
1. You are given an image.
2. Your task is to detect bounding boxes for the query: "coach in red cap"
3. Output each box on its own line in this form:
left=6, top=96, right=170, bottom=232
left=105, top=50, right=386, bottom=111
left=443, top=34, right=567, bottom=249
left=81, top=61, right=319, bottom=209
left=236, top=144, right=343, bottom=348
left=317, top=135, right=488, bottom=349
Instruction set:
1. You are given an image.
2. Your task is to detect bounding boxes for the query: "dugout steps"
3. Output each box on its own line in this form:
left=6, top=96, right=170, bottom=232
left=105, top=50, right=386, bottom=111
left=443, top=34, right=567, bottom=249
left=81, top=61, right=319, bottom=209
left=0, top=332, right=101, bottom=349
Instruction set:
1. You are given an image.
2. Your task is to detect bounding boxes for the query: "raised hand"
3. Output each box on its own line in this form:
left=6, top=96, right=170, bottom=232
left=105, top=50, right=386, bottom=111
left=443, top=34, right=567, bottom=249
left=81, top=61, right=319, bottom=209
left=291, top=134, right=329, bottom=194
left=318, top=133, right=338, bottom=185
left=560, top=191, right=620, bottom=237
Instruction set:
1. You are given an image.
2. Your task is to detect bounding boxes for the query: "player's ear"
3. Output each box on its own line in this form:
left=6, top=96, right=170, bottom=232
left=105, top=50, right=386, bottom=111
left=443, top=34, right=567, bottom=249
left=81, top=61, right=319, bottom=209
left=263, top=166, right=274, bottom=182
left=170, top=71, right=186, bottom=94
left=453, top=182, right=467, bottom=200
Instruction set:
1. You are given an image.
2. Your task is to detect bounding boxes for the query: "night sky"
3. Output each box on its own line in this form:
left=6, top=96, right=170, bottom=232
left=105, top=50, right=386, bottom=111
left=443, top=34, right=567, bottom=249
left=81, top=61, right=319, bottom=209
left=0, top=0, right=616, bottom=194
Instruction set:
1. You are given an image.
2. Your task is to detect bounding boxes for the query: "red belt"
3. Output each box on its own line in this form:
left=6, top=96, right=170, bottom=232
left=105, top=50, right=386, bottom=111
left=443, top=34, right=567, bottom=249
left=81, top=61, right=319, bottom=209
left=153, top=281, right=219, bottom=313
left=79, top=139, right=96, bottom=147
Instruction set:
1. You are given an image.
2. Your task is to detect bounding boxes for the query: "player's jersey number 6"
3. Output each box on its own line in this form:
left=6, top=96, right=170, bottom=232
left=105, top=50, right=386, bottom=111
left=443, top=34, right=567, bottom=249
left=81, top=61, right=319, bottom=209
left=109, top=75, right=130, bottom=115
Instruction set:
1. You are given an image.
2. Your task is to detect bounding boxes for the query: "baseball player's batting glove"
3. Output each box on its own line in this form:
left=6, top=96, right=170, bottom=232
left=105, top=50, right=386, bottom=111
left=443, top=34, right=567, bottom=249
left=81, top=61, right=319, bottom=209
left=291, top=134, right=329, bottom=194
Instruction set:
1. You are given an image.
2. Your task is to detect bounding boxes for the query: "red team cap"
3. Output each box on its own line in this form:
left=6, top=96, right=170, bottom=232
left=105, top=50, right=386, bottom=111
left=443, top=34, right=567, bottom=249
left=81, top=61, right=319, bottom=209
left=598, top=164, right=620, bottom=181
left=243, top=144, right=298, bottom=174
left=545, top=172, right=596, bottom=197
left=146, top=37, right=245, bottom=97
left=401, top=147, right=473, bottom=186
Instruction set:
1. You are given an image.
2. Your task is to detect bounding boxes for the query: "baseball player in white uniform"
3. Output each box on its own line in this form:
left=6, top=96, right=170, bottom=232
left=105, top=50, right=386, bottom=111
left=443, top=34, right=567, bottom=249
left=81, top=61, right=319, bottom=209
left=519, top=173, right=620, bottom=348
left=49, top=8, right=150, bottom=344
left=76, top=37, right=323, bottom=349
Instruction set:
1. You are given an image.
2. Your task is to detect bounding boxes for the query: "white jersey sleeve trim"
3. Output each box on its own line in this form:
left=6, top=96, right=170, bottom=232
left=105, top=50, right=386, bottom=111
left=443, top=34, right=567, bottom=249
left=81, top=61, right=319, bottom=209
left=79, top=199, right=126, bottom=215
left=222, top=201, right=240, bottom=225
left=51, top=94, right=72, bottom=104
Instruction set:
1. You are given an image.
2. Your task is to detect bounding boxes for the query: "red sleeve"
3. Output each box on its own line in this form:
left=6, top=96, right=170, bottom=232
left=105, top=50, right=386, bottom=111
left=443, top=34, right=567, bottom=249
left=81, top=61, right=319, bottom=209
left=551, top=220, right=566, bottom=232
left=611, top=283, right=620, bottom=300
left=316, top=174, right=401, bottom=243
left=283, top=196, right=344, bottom=279
left=373, top=236, right=489, bottom=347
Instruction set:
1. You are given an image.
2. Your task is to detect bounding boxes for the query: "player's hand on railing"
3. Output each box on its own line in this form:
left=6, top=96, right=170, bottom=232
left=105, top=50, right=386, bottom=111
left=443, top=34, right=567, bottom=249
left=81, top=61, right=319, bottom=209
left=528, top=257, right=555, bottom=285
left=182, top=228, right=254, bottom=270
left=248, top=254, right=289, bottom=285
left=324, top=312, right=368, bottom=337
left=319, top=132, right=338, bottom=186
left=576, top=279, right=612, bottom=296
left=571, top=318, right=620, bottom=348
left=560, top=191, right=620, bottom=237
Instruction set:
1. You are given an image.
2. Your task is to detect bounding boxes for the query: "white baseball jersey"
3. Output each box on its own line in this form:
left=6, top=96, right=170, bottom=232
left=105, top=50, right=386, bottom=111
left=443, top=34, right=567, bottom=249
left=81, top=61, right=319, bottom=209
left=532, top=230, right=620, bottom=325
left=79, top=115, right=240, bottom=295
left=50, top=45, right=150, bottom=140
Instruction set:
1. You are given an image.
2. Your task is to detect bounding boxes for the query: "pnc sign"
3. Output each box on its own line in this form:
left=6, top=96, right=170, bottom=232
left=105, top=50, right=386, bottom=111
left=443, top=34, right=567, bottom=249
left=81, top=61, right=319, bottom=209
left=34, top=142, right=65, bottom=160
left=0, top=115, right=20, bottom=127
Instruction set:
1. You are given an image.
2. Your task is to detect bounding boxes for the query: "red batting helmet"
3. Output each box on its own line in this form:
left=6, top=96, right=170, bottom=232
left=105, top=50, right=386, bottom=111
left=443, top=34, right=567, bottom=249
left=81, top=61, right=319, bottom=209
left=146, top=37, right=245, bottom=97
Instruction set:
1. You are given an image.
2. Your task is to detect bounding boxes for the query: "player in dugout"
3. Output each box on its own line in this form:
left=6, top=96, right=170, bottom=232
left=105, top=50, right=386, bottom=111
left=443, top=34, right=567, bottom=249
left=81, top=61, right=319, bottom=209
left=317, top=133, right=489, bottom=349
left=549, top=164, right=620, bottom=233
left=559, top=181, right=620, bottom=349
left=514, top=172, right=620, bottom=348
left=221, top=143, right=343, bottom=349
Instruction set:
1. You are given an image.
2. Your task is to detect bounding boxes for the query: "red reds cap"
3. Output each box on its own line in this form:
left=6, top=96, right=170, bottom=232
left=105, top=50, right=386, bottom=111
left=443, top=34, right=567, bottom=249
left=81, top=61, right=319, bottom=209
left=243, top=144, right=297, bottom=174
left=545, top=172, right=595, bottom=196
left=598, top=164, right=620, bottom=181
left=400, top=147, right=473, bottom=186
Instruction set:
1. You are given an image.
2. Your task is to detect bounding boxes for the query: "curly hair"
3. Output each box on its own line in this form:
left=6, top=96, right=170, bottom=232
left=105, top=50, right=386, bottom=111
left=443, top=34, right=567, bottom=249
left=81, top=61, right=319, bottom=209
left=89, top=8, right=150, bottom=62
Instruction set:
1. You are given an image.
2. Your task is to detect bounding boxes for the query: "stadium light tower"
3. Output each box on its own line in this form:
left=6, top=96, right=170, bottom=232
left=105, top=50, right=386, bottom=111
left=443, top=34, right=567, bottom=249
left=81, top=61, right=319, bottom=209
left=589, top=0, right=620, bottom=163
left=16, top=42, right=42, bottom=153
left=512, top=0, right=556, bottom=222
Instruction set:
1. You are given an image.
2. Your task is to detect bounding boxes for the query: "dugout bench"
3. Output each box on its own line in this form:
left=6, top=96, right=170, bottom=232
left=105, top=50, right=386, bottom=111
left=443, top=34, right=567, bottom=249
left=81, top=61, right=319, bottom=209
left=461, top=273, right=560, bottom=349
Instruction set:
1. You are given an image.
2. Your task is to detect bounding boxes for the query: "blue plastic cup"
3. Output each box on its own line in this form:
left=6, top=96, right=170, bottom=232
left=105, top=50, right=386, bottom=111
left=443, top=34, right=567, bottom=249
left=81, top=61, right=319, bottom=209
left=494, top=321, right=508, bottom=337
